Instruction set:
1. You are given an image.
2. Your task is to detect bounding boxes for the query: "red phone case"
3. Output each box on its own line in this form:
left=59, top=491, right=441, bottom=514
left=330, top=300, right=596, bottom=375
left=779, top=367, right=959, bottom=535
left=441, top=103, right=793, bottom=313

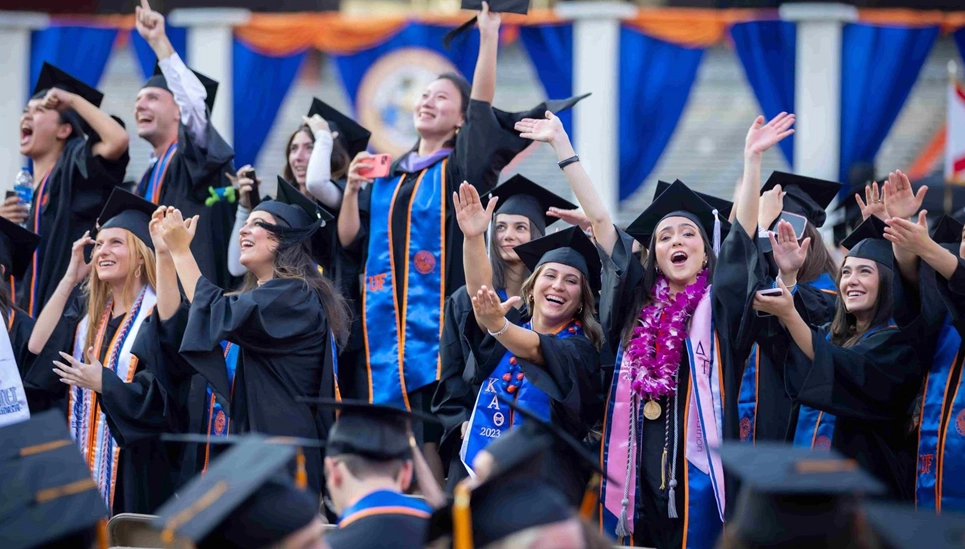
left=358, top=154, right=391, bottom=179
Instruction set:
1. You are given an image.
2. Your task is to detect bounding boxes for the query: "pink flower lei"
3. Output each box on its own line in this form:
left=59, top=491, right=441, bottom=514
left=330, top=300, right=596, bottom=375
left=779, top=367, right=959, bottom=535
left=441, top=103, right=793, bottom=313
left=624, top=269, right=709, bottom=401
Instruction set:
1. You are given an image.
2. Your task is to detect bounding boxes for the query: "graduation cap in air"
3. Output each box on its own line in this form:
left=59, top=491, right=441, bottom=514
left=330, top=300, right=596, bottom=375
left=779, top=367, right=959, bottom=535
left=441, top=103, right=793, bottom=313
left=863, top=503, right=965, bottom=549
left=0, top=410, right=109, bottom=549
left=513, top=225, right=602, bottom=293
left=720, top=442, right=885, bottom=549
left=298, top=398, right=440, bottom=461
left=0, top=216, right=40, bottom=280
left=143, top=61, right=218, bottom=113
left=97, top=187, right=158, bottom=251
left=655, top=180, right=733, bottom=221
left=484, top=174, right=577, bottom=235
left=932, top=214, right=964, bottom=246
left=31, top=62, right=105, bottom=138
left=308, top=98, right=371, bottom=161
left=151, top=435, right=320, bottom=549
left=250, top=177, right=333, bottom=251
left=841, top=216, right=893, bottom=270
left=760, top=171, right=841, bottom=229
left=443, top=0, right=530, bottom=48
left=626, top=179, right=731, bottom=248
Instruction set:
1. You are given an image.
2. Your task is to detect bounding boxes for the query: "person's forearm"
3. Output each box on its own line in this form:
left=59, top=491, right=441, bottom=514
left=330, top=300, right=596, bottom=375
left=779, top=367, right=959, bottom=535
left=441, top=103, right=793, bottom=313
left=463, top=234, right=493, bottom=297
left=147, top=33, right=175, bottom=61
left=70, top=95, right=129, bottom=161
left=893, top=244, right=920, bottom=286
left=28, top=278, right=75, bottom=354
left=170, top=247, right=203, bottom=303
left=155, top=252, right=180, bottom=321
left=919, top=240, right=960, bottom=281
left=551, top=136, right=617, bottom=254
left=305, top=132, right=343, bottom=209
left=338, top=191, right=361, bottom=247
left=736, top=153, right=762, bottom=238
left=491, top=323, right=544, bottom=365
left=470, top=28, right=498, bottom=103
left=782, top=310, right=814, bottom=361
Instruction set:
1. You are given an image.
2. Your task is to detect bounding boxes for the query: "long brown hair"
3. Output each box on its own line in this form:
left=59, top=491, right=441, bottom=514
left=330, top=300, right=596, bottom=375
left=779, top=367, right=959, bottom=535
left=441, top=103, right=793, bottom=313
left=796, top=222, right=838, bottom=284
left=283, top=126, right=351, bottom=185
left=83, top=230, right=157, bottom=353
left=488, top=216, right=544, bottom=295
left=829, top=260, right=895, bottom=347
left=234, top=233, right=352, bottom=347
left=519, top=264, right=604, bottom=350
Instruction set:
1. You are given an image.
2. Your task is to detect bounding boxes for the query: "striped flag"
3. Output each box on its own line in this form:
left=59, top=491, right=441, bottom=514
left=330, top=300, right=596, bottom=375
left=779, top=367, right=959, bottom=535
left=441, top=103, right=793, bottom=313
left=947, top=76, right=965, bottom=184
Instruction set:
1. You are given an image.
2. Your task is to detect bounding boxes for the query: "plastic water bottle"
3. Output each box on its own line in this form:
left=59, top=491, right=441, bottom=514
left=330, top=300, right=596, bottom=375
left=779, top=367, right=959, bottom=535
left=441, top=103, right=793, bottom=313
left=13, top=167, right=32, bottom=228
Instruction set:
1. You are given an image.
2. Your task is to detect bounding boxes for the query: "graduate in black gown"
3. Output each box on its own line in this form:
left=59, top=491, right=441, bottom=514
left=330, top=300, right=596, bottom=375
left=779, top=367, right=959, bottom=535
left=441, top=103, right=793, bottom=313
left=0, top=217, right=39, bottom=379
left=24, top=189, right=177, bottom=514
left=737, top=171, right=840, bottom=445
left=514, top=110, right=777, bottom=548
left=753, top=215, right=922, bottom=500
left=883, top=199, right=965, bottom=511
left=13, top=63, right=129, bottom=317
left=155, top=188, right=351, bottom=495
left=431, top=175, right=576, bottom=491
left=133, top=0, right=236, bottom=289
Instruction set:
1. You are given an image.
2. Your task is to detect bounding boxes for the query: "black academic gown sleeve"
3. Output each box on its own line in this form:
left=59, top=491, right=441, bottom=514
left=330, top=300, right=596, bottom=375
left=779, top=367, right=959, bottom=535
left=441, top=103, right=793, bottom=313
left=179, top=276, right=332, bottom=493
left=936, top=257, right=965, bottom=325
left=10, top=308, right=35, bottom=381
left=597, top=228, right=644, bottom=357
left=432, top=291, right=476, bottom=457
left=785, top=325, right=922, bottom=499
left=22, top=290, right=86, bottom=412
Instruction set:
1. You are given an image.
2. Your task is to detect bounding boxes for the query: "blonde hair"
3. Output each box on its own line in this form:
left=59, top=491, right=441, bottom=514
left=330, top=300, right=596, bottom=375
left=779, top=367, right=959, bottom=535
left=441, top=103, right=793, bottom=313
left=83, top=230, right=157, bottom=354
left=520, top=263, right=603, bottom=350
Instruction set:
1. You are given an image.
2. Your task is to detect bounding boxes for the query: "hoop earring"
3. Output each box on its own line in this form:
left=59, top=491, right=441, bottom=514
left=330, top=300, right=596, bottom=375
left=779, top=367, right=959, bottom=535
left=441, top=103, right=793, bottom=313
left=655, top=265, right=661, bottom=274
left=135, top=265, right=142, bottom=279
left=454, top=125, right=462, bottom=135
left=578, top=305, right=584, bottom=315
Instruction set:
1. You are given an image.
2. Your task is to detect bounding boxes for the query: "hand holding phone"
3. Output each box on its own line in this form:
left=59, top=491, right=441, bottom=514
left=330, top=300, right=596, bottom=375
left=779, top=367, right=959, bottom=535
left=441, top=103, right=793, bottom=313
left=755, top=287, right=784, bottom=317
left=357, top=154, right=392, bottom=180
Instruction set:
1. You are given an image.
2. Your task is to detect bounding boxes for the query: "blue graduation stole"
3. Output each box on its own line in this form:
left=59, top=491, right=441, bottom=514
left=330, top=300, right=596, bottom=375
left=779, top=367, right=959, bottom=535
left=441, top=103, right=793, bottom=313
left=916, top=316, right=965, bottom=512
left=793, top=321, right=893, bottom=450
left=203, top=341, right=240, bottom=438
left=460, top=319, right=583, bottom=475
left=739, top=273, right=837, bottom=443
left=337, top=489, right=431, bottom=528
left=362, top=160, right=446, bottom=410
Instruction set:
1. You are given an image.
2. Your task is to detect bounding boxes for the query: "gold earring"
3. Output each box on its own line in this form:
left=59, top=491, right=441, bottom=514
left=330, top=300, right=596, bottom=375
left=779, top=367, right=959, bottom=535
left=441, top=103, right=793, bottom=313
left=135, top=265, right=142, bottom=279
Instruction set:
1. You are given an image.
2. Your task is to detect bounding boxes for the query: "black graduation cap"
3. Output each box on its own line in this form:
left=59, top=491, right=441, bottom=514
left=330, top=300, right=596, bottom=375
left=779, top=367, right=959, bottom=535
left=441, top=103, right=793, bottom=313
left=143, top=61, right=218, bottom=113
left=443, top=0, right=530, bottom=48
left=655, top=180, right=733, bottom=221
left=841, top=216, right=893, bottom=270
left=308, top=98, right=371, bottom=161
left=31, top=62, right=104, bottom=138
left=484, top=175, right=577, bottom=235
left=720, top=442, right=885, bottom=549
left=932, top=214, right=964, bottom=245
left=97, top=188, right=158, bottom=251
left=513, top=226, right=602, bottom=293
left=250, top=177, right=333, bottom=251
left=863, top=503, right=965, bottom=549
left=298, top=398, right=441, bottom=462
left=0, top=410, right=109, bottom=549
left=0, top=216, right=40, bottom=280
left=760, top=171, right=841, bottom=228
left=626, top=179, right=730, bottom=247
left=151, top=435, right=319, bottom=549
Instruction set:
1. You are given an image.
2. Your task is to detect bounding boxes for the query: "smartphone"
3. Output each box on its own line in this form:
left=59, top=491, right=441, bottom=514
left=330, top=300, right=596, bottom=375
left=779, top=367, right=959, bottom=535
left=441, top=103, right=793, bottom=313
left=4, top=191, right=16, bottom=201
left=755, top=287, right=783, bottom=317
left=771, top=211, right=808, bottom=240
left=245, top=168, right=261, bottom=208
left=357, top=154, right=392, bottom=179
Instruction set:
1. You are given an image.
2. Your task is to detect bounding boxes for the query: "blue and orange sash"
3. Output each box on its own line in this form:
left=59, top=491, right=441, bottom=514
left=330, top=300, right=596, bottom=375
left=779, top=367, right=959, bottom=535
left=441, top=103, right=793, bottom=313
left=460, top=320, right=583, bottom=475
left=201, top=341, right=239, bottom=472
left=26, top=171, right=52, bottom=317
left=739, top=273, right=837, bottom=443
left=337, top=489, right=431, bottom=528
left=362, top=160, right=446, bottom=410
left=916, top=316, right=965, bottom=513
left=137, top=141, right=178, bottom=203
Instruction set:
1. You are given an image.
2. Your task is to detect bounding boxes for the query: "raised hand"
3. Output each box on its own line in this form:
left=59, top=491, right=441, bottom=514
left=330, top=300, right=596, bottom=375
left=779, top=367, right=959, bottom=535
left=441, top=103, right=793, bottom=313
left=883, top=210, right=931, bottom=255
left=65, top=231, right=94, bottom=287
left=303, top=114, right=333, bottom=138
left=547, top=207, right=592, bottom=233
left=42, top=88, right=75, bottom=112
left=855, top=181, right=887, bottom=222
left=752, top=279, right=794, bottom=320
left=0, top=196, right=29, bottom=225
left=148, top=207, right=171, bottom=255
left=346, top=152, right=374, bottom=195
left=53, top=348, right=104, bottom=394
left=227, top=165, right=259, bottom=209
left=744, top=112, right=795, bottom=157
left=135, top=0, right=166, bottom=45
left=514, top=111, right=567, bottom=148
left=882, top=170, right=927, bottom=220
left=157, top=207, right=198, bottom=254
left=759, top=184, right=785, bottom=230
left=454, top=182, right=497, bottom=238
left=471, top=285, right=521, bottom=333
left=768, top=219, right=811, bottom=283
left=476, top=1, right=501, bottom=39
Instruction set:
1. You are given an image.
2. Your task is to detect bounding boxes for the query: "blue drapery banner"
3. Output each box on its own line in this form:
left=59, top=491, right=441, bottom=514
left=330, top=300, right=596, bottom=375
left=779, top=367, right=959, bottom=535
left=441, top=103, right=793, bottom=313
left=618, top=26, right=703, bottom=201
left=839, top=23, right=938, bottom=183
left=232, top=40, right=307, bottom=168
left=956, top=27, right=965, bottom=66
left=730, top=21, right=797, bottom=165
left=130, top=27, right=188, bottom=80
left=519, top=23, right=576, bottom=137
left=30, top=26, right=119, bottom=93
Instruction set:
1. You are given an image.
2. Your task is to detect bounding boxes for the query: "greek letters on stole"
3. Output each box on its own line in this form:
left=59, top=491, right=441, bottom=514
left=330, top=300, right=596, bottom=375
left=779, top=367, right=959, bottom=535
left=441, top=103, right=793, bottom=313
left=68, top=287, right=156, bottom=509
left=460, top=320, right=583, bottom=476
left=916, top=316, right=965, bottom=512
left=362, top=160, right=446, bottom=409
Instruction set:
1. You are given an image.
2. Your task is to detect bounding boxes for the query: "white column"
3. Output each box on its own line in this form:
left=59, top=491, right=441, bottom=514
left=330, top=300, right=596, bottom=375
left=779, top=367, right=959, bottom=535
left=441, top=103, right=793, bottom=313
left=555, top=2, right=635, bottom=217
left=0, top=13, right=49, bottom=190
left=168, top=8, right=251, bottom=146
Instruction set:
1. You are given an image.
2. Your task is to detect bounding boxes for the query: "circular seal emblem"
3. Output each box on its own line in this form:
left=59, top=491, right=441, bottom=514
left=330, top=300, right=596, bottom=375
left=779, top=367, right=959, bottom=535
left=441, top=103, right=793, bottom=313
left=414, top=250, right=436, bottom=275
left=956, top=409, right=965, bottom=437
left=356, top=48, right=460, bottom=156
left=815, top=435, right=832, bottom=450
left=739, top=417, right=751, bottom=442
left=214, top=410, right=227, bottom=436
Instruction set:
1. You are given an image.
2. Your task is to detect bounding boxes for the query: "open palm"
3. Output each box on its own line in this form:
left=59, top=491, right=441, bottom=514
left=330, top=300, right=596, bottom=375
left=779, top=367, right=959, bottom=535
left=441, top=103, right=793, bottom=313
left=769, top=220, right=811, bottom=275
left=745, top=112, right=795, bottom=156
left=883, top=170, right=927, bottom=220
left=514, top=112, right=565, bottom=144
left=454, top=182, right=496, bottom=238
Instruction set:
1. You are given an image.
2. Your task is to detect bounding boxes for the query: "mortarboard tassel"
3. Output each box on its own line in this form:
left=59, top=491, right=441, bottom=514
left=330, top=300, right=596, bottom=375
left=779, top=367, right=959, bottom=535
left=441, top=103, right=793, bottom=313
left=453, top=479, right=475, bottom=549
left=98, top=518, right=108, bottom=549
left=712, top=209, right=721, bottom=257
left=295, top=448, right=308, bottom=491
